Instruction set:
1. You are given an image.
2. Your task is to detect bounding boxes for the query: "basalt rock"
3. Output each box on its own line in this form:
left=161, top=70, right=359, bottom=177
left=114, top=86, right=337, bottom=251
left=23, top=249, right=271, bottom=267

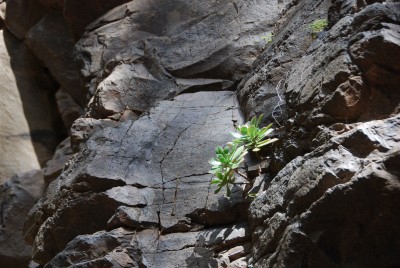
left=0, top=0, right=397, bottom=267
left=25, top=91, right=249, bottom=265
left=0, top=170, right=45, bottom=268
left=245, top=2, right=400, bottom=267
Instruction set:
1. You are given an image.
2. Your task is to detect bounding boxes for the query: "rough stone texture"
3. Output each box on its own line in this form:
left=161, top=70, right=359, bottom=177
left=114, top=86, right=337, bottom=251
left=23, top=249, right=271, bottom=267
left=70, top=117, right=118, bottom=152
left=64, top=0, right=132, bottom=39
left=74, top=0, right=299, bottom=119
left=42, top=137, right=74, bottom=185
left=0, top=29, right=62, bottom=183
left=46, top=224, right=250, bottom=267
left=0, top=170, right=45, bottom=268
left=25, top=91, right=249, bottom=265
left=0, top=0, right=397, bottom=267
left=25, top=12, right=85, bottom=105
left=55, top=88, right=83, bottom=129
left=245, top=2, right=400, bottom=267
left=3, top=0, right=46, bottom=39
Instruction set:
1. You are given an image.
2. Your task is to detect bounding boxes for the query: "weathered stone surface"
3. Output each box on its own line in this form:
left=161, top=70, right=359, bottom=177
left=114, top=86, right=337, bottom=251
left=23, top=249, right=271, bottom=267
left=42, top=137, right=74, bottom=185
left=0, top=29, right=61, bottom=182
left=25, top=91, right=249, bottom=265
left=250, top=115, right=400, bottom=267
left=55, top=88, right=83, bottom=129
left=3, top=0, right=46, bottom=39
left=1, top=0, right=397, bottom=267
left=236, top=0, right=332, bottom=121
left=64, top=0, right=131, bottom=39
left=0, top=170, right=45, bottom=268
left=74, top=0, right=300, bottom=119
left=46, top=224, right=250, bottom=268
left=247, top=2, right=400, bottom=267
left=70, top=117, right=118, bottom=152
left=25, top=12, right=85, bottom=105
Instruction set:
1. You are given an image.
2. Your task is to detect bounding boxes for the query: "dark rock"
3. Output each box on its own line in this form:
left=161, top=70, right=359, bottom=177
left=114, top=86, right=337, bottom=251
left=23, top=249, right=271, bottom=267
left=25, top=91, right=248, bottom=264
left=4, top=0, right=46, bottom=39
left=0, top=170, right=45, bottom=268
left=64, top=0, right=131, bottom=39
left=42, top=137, right=74, bottom=185
left=74, top=0, right=299, bottom=118
left=249, top=115, right=400, bottom=267
left=25, top=13, right=85, bottom=105
left=55, top=88, right=83, bottom=129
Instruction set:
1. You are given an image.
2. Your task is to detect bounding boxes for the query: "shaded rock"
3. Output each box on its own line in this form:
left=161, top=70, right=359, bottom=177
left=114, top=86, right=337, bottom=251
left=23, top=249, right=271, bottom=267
left=70, top=117, right=118, bottom=152
left=45, top=228, right=137, bottom=268
left=64, top=0, right=132, bottom=39
left=46, top=225, right=250, bottom=268
left=25, top=91, right=248, bottom=264
left=38, top=0, right=64, bottom=11
left=55, top=88, right=83, bottom=130
left=42, top=137, right=74, bottom=185
left=25, top=12, right=85, bottom=105
left=0, top=29, right=61, bottom=182
left=249, top=105, right=400, bottom=267
left=3, top=0, right=46, bottom=39
left=245, top=2, right=400, bottom=267
left=0, top=1, right=5, bottom=26
left=236, top=0, right=332, bottom=121
left=0, top=170, right=45, bottom=268
left=74, top=0, right=298, bottom=117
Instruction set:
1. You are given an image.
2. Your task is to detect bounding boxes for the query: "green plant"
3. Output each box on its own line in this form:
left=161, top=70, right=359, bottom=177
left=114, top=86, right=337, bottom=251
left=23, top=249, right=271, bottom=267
left=209, top=145, right=247, bottom=196
left=309, top=19, right=328, bottom=37
left=261, top=32, right=274, bottom=45
left=230, top=114, right=278, bottom=152
left=209, top=114, right=278, bottom=197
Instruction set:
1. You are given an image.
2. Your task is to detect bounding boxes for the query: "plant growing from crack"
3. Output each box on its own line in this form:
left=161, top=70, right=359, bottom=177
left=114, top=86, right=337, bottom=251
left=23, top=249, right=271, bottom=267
left=261, top=32, right=274, bottom=46
left=209, top=114, right=278, bottom=197
left=309, top=19, right=328, bottom=39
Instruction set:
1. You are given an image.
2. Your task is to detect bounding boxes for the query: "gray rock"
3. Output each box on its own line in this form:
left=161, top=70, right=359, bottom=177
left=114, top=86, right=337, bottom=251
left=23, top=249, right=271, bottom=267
left=46, top=224, right=250, bottom=268
left=74, top=0, right=298, bottom=118
left=247, top=2, right=400, bottom=267
left=25, top=12, right=85, bottom=105
left=25, top=91, right=249, bottom=265
left=42, top=137, right=74, bottom=185
left=0, top=170, right=45, bottom=268
left=55, top=88, right=83, bottom=129
left=0, top=29, right=61, bottom=182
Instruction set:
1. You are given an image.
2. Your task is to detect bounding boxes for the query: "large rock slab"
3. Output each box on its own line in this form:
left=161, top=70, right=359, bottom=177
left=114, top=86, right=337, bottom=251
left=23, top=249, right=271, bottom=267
left=25, top=91, right=249, bottom=265
left=0, top=29, right=61, bottom=182
left=74, top=0, right=300, bottom=118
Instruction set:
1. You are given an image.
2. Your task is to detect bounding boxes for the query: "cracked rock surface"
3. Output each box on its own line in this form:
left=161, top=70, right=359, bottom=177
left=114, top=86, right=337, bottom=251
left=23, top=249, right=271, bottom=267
left=25, top=91, right=250, bottom=266
left=0, top=0, right=399, bottom=267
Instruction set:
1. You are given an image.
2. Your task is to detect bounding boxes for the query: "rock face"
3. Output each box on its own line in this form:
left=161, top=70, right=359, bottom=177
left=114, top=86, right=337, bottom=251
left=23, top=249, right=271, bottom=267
left=0, top=29, right=62, bottom=183
left=0, top=170, right=45, bottom=268
left=25, top=91, right=249, bottom=266
left=237, top=1, right=400, bottom=267
left=0, top=0, right=399, bottom=267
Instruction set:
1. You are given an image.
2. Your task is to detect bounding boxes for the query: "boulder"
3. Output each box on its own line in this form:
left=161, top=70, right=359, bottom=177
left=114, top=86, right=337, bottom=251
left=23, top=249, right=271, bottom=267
left=0, top=170, right=45, bottom=268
